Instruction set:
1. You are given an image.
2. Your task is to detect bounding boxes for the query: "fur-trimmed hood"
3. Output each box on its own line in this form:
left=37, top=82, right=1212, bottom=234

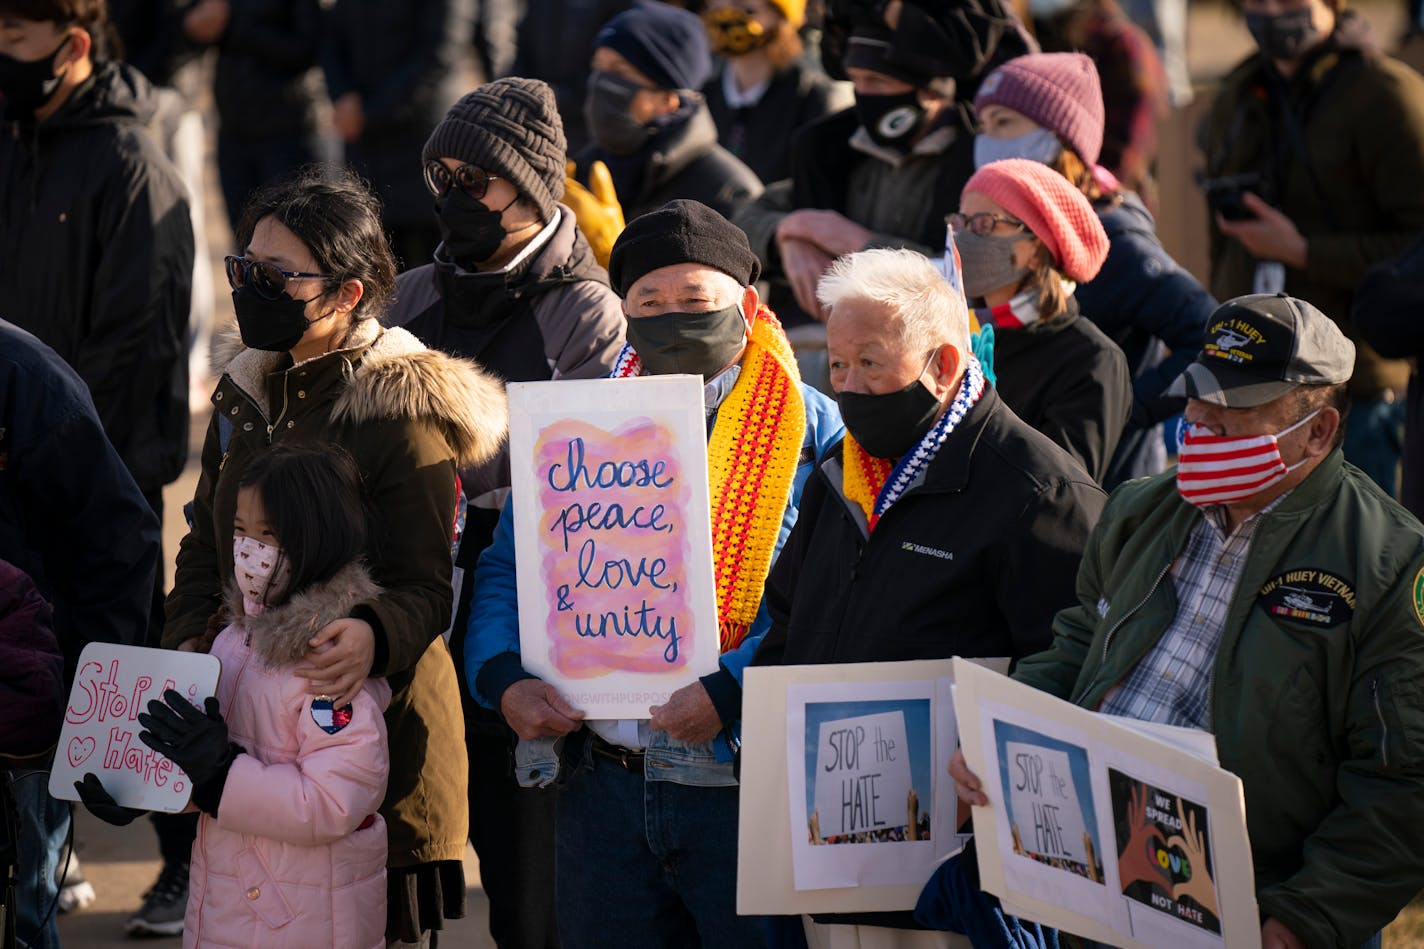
left=213, top=318, right=508, bottom=468
left=224, top=561, right=382, bottom=668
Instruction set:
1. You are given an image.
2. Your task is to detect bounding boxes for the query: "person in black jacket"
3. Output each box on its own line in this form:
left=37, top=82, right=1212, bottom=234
left=1352, top=235, right=1422, bottom=518
left=573, top=2, right=763, bottom=223
left=957, top=158, right=1132, bottom=484
left=0, top=3, right=194, bottom=935
left=751, top=248, right=1103, bottom=938
left=0, top=318, right=160, bottom=949
left=385, top=77, right=626, bottom=949
left=702, top=0, right=848, bottom=184
left=179, top=0, right=325, bottom=222
left=324, top=0, right=472, bottom=270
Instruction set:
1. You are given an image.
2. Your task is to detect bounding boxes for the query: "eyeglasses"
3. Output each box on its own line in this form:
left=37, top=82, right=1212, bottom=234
left=423, top=160, right=501, bottom=200
left=224, top=255, right=328, bottom=301
left=947, top=212, right=1026, bottom=236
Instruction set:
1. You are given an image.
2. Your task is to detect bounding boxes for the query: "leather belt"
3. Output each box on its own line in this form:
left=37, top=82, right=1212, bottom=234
left=590, top=736, right=645, bottom=773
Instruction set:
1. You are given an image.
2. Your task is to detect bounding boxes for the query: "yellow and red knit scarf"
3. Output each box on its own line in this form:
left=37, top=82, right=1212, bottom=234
left=614, top=305, right=805, bottom=651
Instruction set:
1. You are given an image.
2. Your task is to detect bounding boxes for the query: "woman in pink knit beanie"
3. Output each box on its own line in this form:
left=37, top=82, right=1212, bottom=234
left=955, top=157, right=1130, bottom=482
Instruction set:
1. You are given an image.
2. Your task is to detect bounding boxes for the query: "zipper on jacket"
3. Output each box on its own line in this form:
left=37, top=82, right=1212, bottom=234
left=1102, top=560, right=1173, bottom=660
left=1373, top=678, right=1389, bottom=768
left=267, top=375, right=293, bottom=441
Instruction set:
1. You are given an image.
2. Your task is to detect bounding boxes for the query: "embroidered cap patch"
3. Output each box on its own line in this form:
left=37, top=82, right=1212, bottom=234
left=1258, top=568, right=1356, bottom=628
left=311, top=696, right=354, bottom=734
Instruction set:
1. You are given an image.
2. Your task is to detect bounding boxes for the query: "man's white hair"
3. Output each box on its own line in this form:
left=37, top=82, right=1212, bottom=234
left=815, top=249, right=969, bottom=356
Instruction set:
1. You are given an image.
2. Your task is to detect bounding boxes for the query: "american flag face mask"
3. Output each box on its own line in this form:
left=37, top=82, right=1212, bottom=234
left=1175, top=407, right=1320, bottom=507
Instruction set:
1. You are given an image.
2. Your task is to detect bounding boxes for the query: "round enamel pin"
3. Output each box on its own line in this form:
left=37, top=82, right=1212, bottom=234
left=311, top=695, right=354, bottom=734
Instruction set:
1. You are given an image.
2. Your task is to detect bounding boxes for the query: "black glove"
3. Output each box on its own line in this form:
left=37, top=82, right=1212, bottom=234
left=74, top=773, right=144, bottom=826
left=139, top=690, right=242, bottom=817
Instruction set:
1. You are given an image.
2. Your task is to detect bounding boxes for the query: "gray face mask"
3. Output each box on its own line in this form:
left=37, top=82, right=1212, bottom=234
left=973, top=129, right=1063, bottom=169
left=584, top=70, right=657, bottom=156
left=956, top=231, right=1033, bottom=300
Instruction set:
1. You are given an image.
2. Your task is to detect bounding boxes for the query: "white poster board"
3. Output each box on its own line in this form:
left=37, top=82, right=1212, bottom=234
left=738, top=658, right=1008, bottom=915
left=49, top=643, right=221, bottom=813
left=952, top=658, right=1261, bottom=949
left=507, top=377, right=720, bottom=718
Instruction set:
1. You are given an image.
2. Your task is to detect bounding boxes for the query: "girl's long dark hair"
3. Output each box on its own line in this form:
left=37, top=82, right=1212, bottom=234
left=237, top=444, right=369, bottom=606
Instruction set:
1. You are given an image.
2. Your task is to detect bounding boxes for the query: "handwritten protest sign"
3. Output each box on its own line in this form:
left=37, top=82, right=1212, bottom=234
left=813, top=710, right=914, bottom=839
left=1004, top=739, right=1095, bottom=869
left=952, top=658, right=1259, bottom=949
left=49, top=643, right=220, bottom=813
left=508, top=377, right=719, bottom=718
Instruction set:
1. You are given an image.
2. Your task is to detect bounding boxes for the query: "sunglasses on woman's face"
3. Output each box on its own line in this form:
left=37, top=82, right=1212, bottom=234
left=947, top=211, right=1027, bottom=236
left=423, top=160, right=502, bottom=200
left=225, top=255, right=328, bottom=301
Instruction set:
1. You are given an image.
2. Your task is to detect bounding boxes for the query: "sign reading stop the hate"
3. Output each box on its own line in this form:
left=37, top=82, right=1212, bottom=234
left=49, top=643, right=221, bottom=813
left=508, top=377, right=719, bottom=718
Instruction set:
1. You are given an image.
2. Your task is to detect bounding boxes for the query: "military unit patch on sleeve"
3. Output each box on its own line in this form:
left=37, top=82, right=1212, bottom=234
left=311, top=696, right=355, bottom=734
left=1413, top=567, right=1424, bottom=630
left=1258, top=568, right=1356, bottom=628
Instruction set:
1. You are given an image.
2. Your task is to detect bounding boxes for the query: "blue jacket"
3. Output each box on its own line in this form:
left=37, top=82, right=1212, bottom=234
left=1076, top=192, right=1215, bottom=429
left=0, top=320, right=160, bottom=678
left=466, top=381, right=842, bottom=785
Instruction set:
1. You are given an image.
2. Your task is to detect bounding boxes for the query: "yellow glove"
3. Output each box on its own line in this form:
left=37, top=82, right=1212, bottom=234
left=563, top=160, right=624, bottom=269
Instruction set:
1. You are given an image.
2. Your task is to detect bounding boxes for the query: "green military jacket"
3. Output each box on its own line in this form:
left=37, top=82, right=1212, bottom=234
left=1016, top=451, right=1424, bottom=948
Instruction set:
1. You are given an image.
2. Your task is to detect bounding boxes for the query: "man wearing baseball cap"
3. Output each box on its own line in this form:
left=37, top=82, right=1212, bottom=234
left=945, top=293, right=1424, bottom=948
left=465, top=200, right=842, bottom=947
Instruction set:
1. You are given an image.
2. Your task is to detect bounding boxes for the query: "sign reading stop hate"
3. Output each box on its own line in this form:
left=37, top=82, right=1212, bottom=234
left=49, top=643, right=220, bottom=813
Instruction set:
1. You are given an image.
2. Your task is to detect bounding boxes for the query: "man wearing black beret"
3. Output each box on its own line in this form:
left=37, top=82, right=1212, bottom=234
left=465, top=200, right=844, bottom=947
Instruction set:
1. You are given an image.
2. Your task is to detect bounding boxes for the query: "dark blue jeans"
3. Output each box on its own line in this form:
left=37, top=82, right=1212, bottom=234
left=554, top=750, right=763, bottom=949
left=9, top=770, right=68, bottom=949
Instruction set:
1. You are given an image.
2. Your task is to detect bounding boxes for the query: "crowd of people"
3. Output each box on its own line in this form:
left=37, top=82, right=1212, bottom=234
left=3, top=0, right=1424, bottom=948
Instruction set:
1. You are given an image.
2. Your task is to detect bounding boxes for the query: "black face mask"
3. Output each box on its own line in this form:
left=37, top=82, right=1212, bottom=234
left=624, top=304, right=747, bottom=378
left=855, top=90, right=927, bottom=152
left=436, top=187, right=514, bottom=266
left=1246, top=8, right=1321, bottom=62
left=0, top=36, right=69, bottom=123
left=232, top=284, right=330, bottom=353
left=837, top=355, right=942, bottom=459
left=585, top=70, right=657, bottom=156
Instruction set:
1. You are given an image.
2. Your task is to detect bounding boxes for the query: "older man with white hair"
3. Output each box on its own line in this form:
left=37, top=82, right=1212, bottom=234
left=751, top=247, right=1105, bottom=941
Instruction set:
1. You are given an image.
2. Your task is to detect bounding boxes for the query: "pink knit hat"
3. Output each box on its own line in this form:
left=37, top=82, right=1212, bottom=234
left=963, top=158, right=1109, bottom=283
left=973, top=53, right=1105, bottom=167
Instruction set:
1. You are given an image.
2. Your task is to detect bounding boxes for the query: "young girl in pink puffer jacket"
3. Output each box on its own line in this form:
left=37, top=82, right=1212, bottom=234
left=140, top=444, right=392, bottom=949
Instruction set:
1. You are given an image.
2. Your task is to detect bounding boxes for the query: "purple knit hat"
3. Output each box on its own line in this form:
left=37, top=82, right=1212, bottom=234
left=973, top=53, right=1105, bottom=167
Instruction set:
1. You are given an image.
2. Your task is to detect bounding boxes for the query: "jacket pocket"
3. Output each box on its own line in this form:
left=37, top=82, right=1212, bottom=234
left=235, top=847, right=296, bottom=930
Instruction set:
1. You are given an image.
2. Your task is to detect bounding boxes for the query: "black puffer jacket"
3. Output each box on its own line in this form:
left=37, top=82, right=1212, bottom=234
left=574, top=95, right=763, bottom=222
left=753, top=386, right=1105, bottom=670
left=0, top=61, right=193, bottom=494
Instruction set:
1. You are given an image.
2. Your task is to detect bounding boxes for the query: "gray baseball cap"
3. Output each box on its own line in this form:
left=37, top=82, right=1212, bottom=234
left=1166, top=293, right=1355, bottom=408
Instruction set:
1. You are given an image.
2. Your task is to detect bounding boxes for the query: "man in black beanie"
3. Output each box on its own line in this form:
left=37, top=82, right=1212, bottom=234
left=465, top=200, right=843, bottom=948
left=572, top=3, right=763, bottom=223
left=385, top=75, right=625, bottom=949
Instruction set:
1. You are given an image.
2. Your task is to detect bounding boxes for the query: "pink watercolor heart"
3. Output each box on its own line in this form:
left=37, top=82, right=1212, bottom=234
left=67, top=736, right=96, bottom=769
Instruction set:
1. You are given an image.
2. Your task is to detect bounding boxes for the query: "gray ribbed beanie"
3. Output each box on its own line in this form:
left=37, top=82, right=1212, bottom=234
left=422, top=77, right=567, bottom=219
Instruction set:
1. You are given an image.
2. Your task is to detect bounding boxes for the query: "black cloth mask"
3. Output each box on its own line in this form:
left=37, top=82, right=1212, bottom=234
left=1246, top=9, right=1321, bottom=62
left=436, top=188, right=515, bottom=266
left=232, top=284, right=329, bottom=352
left=0, top=36, right=69, bottom=123
left=837, top=354, right=942, bottom=458
left=855, top=90, right=927, bottom=152
left=624, top=303, right=747, bottom=378
left=585, top=70, right=657, bottom=156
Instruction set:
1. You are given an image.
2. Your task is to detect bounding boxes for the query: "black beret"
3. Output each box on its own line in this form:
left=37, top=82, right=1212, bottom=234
left=607, top=200, right=762, bottom=298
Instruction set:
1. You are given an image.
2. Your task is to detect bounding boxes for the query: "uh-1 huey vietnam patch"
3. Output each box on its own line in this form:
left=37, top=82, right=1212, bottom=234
left=1258, top=568, right=1356, bottom=628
